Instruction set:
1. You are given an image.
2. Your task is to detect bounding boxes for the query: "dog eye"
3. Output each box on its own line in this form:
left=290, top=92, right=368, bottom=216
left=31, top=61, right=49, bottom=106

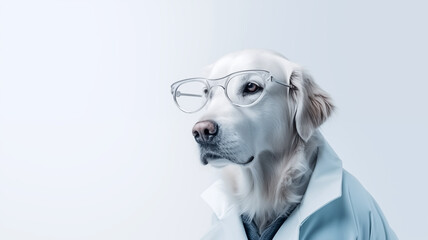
left=243, top=82, right=261, bottom=94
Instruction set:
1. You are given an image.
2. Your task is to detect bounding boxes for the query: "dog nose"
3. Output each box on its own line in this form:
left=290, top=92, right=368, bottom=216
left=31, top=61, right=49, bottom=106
left=192, top=120, right=218, bottom=144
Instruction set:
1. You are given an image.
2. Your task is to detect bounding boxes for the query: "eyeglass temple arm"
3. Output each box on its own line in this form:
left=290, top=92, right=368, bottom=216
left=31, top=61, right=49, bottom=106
left=175, top=91, right=203, bottom=98
left=271, top=77, right=295, bottom=89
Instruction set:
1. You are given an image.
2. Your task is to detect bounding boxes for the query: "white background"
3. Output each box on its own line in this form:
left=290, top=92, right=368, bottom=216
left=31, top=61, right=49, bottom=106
left=0, top=0, right=427, bottom=239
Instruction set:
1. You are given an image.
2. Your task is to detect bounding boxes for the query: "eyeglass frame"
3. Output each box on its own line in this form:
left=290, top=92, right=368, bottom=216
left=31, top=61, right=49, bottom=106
left=170, top=69, right=295, bottom=113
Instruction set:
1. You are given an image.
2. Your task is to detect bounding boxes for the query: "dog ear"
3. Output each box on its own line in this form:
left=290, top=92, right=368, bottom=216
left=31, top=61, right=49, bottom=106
left=289, top=69, right=334, bottom=142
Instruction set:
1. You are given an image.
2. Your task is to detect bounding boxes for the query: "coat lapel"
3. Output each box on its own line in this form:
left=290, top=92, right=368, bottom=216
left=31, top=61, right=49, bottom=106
left=296, top=136, right=343, bottom=225
left=272, top=204, right=301, bottom=239
left=200, top=180, right=247, bottom=240
left=274, top=136, right=343, bottom=239
left=200, top=207, right=248, bottom=240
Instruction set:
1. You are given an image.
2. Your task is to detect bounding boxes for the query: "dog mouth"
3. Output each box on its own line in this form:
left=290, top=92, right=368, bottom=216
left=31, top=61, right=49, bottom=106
left=201, top=152, right=254, bottom=166
left=201, top=152, right=224, bottom=165
left=242, top=156, right=254, bottom=165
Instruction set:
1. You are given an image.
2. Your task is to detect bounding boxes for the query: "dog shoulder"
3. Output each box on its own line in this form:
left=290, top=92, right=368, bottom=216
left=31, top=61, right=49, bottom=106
left=299, top=171, right=398, bottom=239
left=341, top=171, right=398, bottom=239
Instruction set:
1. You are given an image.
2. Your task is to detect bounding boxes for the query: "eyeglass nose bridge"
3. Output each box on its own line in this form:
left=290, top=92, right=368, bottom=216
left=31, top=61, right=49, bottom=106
left=206, top=75, right=228, bottom=87
left=205, top=76, right=230, bottom=97
left=205, top=84, right=227, bottom=101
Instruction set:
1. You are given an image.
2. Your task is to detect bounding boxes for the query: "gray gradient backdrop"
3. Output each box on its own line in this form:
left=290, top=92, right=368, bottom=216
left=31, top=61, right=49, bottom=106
left=0, top=0, right=427, bottom=239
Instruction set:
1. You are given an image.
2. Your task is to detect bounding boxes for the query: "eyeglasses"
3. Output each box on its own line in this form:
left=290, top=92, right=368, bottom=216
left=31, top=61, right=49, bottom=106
left=170, top=69, right=294, bottom=113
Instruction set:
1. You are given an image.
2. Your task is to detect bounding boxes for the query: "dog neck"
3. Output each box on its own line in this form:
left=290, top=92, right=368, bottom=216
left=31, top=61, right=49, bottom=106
left=221, top=131, right=321, bottom=233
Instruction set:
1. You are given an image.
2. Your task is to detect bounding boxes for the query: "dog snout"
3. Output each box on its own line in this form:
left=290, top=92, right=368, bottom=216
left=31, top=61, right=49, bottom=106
left=192, top=120, right=218, bottom=144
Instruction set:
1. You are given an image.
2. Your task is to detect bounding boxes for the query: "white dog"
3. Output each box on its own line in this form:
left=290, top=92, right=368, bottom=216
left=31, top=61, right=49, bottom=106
left=171, top=49, right=397, bottom=239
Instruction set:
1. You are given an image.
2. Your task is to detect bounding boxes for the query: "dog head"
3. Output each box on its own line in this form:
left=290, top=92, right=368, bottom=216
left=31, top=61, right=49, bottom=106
left=186, top=49, right=334, bottom=167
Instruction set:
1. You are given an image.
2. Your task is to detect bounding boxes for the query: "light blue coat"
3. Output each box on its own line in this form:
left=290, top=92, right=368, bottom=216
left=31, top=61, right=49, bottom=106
left=200, top=138, right=398, bottom=239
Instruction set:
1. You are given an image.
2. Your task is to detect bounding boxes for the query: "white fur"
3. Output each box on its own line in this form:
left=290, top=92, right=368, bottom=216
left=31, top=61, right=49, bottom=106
left=196, top=49, right=334, bottom=233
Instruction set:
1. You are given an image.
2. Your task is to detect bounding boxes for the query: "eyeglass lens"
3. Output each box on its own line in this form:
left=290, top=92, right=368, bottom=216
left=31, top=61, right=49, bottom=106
left=174, top=71, right=267, bottom=112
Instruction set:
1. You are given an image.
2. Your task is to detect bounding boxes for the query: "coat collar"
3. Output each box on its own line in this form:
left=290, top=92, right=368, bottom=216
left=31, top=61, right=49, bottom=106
left=296, top=135, right=343, bottom=224
left=200, top=135, right=343, bottom=239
